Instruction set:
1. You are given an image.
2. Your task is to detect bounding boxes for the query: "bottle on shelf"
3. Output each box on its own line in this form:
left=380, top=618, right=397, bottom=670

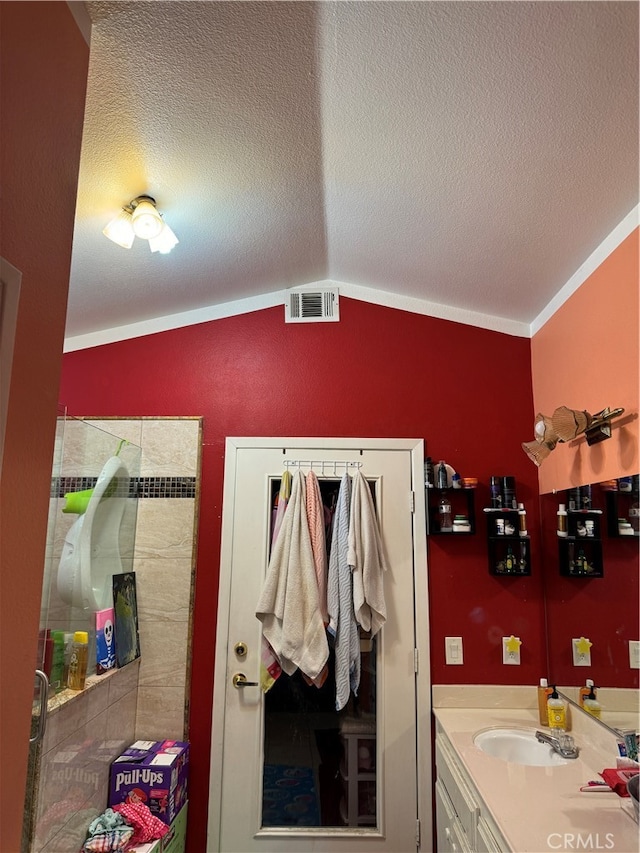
left=424, top=457, right=434, bottom=489
left=67, top=631, right=89, bottom=691
left=557, top=504, right=568, bottom=537
left=489, top=476, right=502, bottom=508
left=439, top=496, right=452, bottom=532
left=504, top=546, right=516, bottom=572
left=502, top=476, right=517, bottom=509
left=518, top=541, right=528, bottom=573
left=50, top=630, right=66, bottom=694
left=518, top=503, right=527, bottom=537
left=437, top=461, right=448, bottom=490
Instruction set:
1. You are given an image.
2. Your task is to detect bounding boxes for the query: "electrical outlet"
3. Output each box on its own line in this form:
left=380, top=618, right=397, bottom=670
left=629, top=640, right=640, bottom=669
left=572, top=637, right=592, bottom=667
left=502, top=636, right=521, bottom=665
left=445, top=636, right=463, bottom=665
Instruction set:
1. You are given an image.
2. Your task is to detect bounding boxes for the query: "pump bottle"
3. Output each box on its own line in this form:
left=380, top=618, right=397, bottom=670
left=547, top=686, right=567, bottom=731
left=579, top=678, right=595, bottom=708
left=583, top=686, right=602, bottom=719
left=537, top=678, right=552, bottom=726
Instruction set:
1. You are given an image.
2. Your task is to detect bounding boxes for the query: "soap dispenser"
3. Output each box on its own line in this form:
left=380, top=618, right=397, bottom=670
left=547, top=686, right=566, bottom=731
left=579, top=678, right=594, bottom=709
left=583, top=685, right=602, bottom=719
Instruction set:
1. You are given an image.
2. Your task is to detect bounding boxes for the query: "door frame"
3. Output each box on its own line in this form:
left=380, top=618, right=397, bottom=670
left=208, top=437, right=432, bottom=851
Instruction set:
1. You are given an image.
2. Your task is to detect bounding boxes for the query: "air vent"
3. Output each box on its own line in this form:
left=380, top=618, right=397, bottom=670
left=285, top=288, right=339, bottom=323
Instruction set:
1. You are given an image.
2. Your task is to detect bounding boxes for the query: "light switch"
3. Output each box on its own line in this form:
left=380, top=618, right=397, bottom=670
left=445, top=636, right=463, bottom=665
left=629, top=640, right=640, bottom=669
left=572, top=637, right=592, bottom=667
left=502, top=635, right=521, bottom=665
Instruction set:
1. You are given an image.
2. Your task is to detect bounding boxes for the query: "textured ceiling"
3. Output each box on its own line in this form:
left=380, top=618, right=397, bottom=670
left=66, top=1, right=639, bottom=343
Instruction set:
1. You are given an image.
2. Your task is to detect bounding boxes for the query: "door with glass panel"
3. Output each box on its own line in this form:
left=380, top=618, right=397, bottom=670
left=209, top=438, right=431, bottom=853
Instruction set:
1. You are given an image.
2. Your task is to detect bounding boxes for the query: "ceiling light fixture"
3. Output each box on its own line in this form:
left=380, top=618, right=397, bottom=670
left=522, top=406, right=624, bottom=466
left=103, top=196, right=179, bottom=254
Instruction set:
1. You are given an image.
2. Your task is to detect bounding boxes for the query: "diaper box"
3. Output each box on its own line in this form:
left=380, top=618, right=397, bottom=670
left=108, top=740, right=189, bottom=826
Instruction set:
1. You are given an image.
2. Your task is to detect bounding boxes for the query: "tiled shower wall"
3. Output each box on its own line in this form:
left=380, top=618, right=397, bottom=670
left=30, top=417, right=200, bottom=852
left=84, top=417, right=201, bottom=739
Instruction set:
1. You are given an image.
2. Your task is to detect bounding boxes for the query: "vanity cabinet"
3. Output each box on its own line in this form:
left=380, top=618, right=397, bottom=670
left=435, top=725, right=509, bottom=853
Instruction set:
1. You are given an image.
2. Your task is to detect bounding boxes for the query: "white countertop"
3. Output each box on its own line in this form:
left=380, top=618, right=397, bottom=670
left=434, top=707, right=639, bottom=853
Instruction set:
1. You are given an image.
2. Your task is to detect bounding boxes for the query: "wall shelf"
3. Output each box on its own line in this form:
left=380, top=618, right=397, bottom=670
left=426, top=487, right=476, bottom=535
left=604, top=484, right=640, bottom=538
left=485, top=508, right=531, bottom=575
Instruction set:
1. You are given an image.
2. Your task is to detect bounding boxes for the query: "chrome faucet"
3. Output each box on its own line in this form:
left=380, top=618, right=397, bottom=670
left=535, top=731, right=580, bottom=759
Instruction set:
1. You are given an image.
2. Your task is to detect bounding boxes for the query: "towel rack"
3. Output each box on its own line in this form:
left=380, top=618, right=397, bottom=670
left=283, top=460, right=362, bottom=477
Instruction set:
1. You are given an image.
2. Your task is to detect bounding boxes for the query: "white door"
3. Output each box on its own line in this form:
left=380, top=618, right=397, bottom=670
left=208, top=438, right=431, bottom=853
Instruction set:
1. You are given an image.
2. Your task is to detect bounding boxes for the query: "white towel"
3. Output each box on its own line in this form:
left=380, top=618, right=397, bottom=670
left=348, top=471, right=388, bottom=636
left=327, top=473, right=360, bottom=711
left=256, top=471, right=329, bottom=680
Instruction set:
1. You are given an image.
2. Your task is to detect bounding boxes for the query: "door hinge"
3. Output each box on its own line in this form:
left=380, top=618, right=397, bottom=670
left=414, top=648, right=419, bottom=674
left=415, top=817, right=421, bottom=846
left=410, top=490, right=415, bottom=512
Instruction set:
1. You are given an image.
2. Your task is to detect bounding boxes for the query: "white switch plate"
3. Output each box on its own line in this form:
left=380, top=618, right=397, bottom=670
left=572, top=638, right=591, bottom=667
left=629, top=640, right=640, bottom=669
left=502, top=637, right=521, bottom=665
left=445, top=636, right=463, bottom=665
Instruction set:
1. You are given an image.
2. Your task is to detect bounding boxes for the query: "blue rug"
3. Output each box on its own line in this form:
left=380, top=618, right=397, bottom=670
left=262, top=764, right=320, bottom=826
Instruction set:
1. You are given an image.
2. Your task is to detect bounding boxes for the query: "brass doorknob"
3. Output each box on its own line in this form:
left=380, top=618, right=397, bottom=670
left=232, top=672, right=259, bottom=689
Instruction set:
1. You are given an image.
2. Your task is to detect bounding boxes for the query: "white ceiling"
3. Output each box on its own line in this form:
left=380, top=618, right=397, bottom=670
left=66, top=1, right=639, bottom=345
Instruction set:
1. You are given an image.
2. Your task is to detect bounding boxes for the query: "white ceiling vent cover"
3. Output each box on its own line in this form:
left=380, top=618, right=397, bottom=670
left=285, top=288, right=339, bottom=323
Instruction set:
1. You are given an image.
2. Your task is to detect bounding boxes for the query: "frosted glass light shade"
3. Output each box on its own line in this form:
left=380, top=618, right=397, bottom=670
left=102, top=209, right=135, bottom=248
left=131, top=199, right=164, bottom=240
left=149, top=222, right=179, bottom=254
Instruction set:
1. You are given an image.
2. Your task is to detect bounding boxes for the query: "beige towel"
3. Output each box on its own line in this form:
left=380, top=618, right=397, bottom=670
left=348, top=471, right=388, bottom=636
left=305, top=470, right=329, bottom=624
left=256, top=471, right=329, bottom=680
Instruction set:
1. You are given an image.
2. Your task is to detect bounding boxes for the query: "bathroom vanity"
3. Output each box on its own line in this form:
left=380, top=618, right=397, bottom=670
left=433, top=689, right=639, bottom=853
left=435, top=723, right=508, bottom=852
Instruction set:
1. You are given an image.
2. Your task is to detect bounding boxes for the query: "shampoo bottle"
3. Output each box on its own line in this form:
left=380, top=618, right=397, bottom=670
left=583, top=686, right=602, bottom=719
left=50, top=630, right=66, bottom=693
left=547, top=686, right=566, bottom=731
left=67, top=631, right=89, bottom=691
left=537, top=678, right=552, bottom=726
left=62, top=631, right=74, bottom=687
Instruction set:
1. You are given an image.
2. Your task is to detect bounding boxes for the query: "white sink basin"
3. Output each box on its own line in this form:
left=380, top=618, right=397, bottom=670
left=473, top=727, right=569, bottom=766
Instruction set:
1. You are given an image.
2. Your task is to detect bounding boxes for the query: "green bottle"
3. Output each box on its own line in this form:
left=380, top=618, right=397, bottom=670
left=50, top=631, right=66, bottom=693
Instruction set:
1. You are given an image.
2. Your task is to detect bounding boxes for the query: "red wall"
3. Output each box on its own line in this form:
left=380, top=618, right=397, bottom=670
left=60, top=298, right=543, bottom=848
left=0, top=4, right=89, bottom=849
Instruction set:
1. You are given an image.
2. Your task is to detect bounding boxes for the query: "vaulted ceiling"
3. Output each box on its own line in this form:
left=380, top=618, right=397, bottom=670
left=66, top=1, right=639, bottom=345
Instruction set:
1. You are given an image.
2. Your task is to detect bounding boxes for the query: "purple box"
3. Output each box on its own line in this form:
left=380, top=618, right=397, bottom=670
left=108, top=740, right=189, bottom=826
